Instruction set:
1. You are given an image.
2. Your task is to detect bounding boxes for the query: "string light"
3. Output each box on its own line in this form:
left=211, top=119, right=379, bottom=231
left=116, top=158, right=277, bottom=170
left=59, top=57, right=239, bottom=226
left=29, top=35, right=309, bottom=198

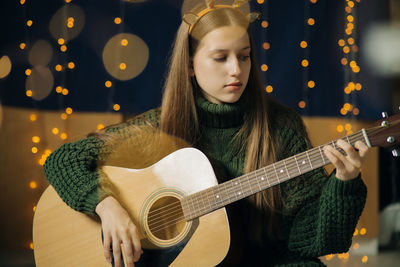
left=261, top=64, right=268, bottom=71
left=29, top=181, right=38, bottom=189
left=97, top=124, right=105, bottom=130
left=261, top=20, right=268, bottom=28
left=262, top=42, right=270, bottom=50
left=61, top=88, right=69, bottom=95
left=60, top=45, right=67, bottom=52
left=68, top=62, right=75, bottom=69
left=361, top=256, right=368, bottom=263
left=29, top=114, right=37, bottom=121
left=52, top=128, right=59, bottom=135
left=20, top=43, right=26, bottom=49
left=114, top=17, right=122, bottom=24
left=25, top=69, right=31, bottom=76
left=119, top=63, right=127, bottom=70
left=31, top=147, right=38, bottom=154
left=26, top=90, right=33, bottom=97
left=121, top=39, right=128, bottom=46
left=113, top=104, right=121, bottom=111
left=105, top=81, right=112, bottom=88
left=27, top=20, right=33, bottom=27
left=265, top=85, right=273, bottom=93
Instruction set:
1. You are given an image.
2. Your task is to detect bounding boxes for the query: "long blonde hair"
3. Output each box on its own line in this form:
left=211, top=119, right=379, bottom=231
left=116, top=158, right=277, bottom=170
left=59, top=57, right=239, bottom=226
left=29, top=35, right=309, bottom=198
left=160, top=7, right=282, bottom=236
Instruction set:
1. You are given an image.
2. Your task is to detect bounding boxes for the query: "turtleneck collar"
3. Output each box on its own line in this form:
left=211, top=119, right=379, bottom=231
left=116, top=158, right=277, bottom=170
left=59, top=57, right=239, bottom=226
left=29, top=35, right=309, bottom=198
left=196, top=95, right=247, bottom=128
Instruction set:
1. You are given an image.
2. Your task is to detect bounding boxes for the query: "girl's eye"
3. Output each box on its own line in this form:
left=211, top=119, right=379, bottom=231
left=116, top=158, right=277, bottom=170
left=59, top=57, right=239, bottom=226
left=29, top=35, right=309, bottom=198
left=239, top=55, right=250, bottom=61
left=214, top=57, right=227, bottom=62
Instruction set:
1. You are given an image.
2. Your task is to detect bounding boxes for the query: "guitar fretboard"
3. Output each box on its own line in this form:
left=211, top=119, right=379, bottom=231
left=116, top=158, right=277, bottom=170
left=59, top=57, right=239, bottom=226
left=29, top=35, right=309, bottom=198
left=181, top=129, right=370, bottom=221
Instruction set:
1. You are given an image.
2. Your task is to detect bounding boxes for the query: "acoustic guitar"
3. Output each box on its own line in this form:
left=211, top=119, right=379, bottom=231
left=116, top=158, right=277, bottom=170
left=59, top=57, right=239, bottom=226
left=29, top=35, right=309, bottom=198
left=33, top=113, right=400, bottom=266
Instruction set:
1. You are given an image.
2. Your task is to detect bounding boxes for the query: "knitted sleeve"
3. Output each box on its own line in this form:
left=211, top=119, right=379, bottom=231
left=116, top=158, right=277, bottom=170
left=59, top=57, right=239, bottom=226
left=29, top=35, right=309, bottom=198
left=43, top=108, right=161, bottom=214
left=276, top=108, right=367, bottom=257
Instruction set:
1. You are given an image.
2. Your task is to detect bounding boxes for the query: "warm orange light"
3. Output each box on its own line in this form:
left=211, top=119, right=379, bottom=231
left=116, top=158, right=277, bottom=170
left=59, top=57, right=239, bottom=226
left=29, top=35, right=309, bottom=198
left=344, top=103, right=351, bottom=111
left=61, top=113, right=68, bottom=120
left=26, top=90, right=33, bottom=97
left=114, top=17, right=122, bottom=24
left=29, top=114, right=37, bottom=121
left=56, top=86, right=63, bottom=93
left=353, top=108, right=360, bottom=115
left=345, top=28, right=352, bottom=35
left=349, top=61, right=357, bottom=68
left=347, top=23, right=354, bottom=30
left=266, top=85, right=273, bottom=93
left=113, top=104, right=121, bottom=111
left=261, top=64, right=268, bottom=71
left=348, top=1, right=355, bottom=8
left=32, top=136, right=40, bottom=143
left=52, top=128, right=59, bottom=135
left=25, top=69, right=32, bottom=76
left=355, top=83, right=362, bottom=91
left=66, top=107, right=73, bottom=115
left=298, top=101, right=306, bottom=108
left=68, top=62, right=75, bottom=69
left=55, top=65, right=63, bottom=71
left=353, top=228, right=359, bottom=236
left=65, top=0, right=72, bottom=3
left=360, top=227, right=367, bottom=235
left=29, top=242, right=34, bottom=250
left=20, top=0, right=26, bottom=4
left=33, top=206, right=37, bottom=212
left=263, top=42, right=270, bottom=50
left=343, top=46, right=350, bottom=54
left=67, top=22, right=74, bottom=28
left=307, top=18, right=315, bottom=26
left=20, top=43, right=26, bottom=49
left=60, top=133, right=68, bottom=140
left=348, top=37, right=355, bottom=45
left=352, top=66, right=360, bottom=73
left=261, top=20, right=269, bottom=28
left=31, top=147, right=38, bottom=154
left=341, top=58, right=348, bottom=65
left=348, top=82, right=355, bottom=90
left=301, top=59, right=309, bottom=67
left=344, top=87, right=351, bottom=94
left=337, top=125, right=344, bottom=132
left=310, top=0, right=317, bottom=3
left=97, top=124, right=105, bottom=130
left=340, top=108, right=347, bottom=115
left=347, top=15, right=354, bottom=22
left=257, top=0, right=264, bottom=4
left=300, top=41, right=308, bottom=48
left=353, top=242, right=360, bottom=250
left=345, top=6, right=352, bottom=13
left=60, top=45, right=67, bottom=52
left=121, top=39, right=128, bottom=46
left=105, top=81, right=112, bottom=88
left=338, top=39, right=345, bottom=47
left=345, top=123, right=352, bottom=131
left=119, top=63, right=127, bottom=70
left=27, top=20, right=33, bottom=27
left=352, top=45, right=359, bottom=52
left=361, top=256, right=368, bottom=263
left=308, top=80, right=315, bottom=88
left=62, top=88, right=69, bottom=95
left=29, top=181, right=38, bottom=189
left=58, top=38, right=65, bottom=45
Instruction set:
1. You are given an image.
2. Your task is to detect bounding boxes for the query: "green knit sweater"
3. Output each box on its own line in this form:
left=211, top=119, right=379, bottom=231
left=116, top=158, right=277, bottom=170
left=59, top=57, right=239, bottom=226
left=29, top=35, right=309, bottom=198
left=43, top=96, right=367, bottom=266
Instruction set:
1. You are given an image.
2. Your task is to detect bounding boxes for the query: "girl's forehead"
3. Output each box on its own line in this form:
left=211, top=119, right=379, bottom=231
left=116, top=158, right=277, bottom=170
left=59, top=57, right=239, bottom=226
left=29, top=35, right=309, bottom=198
left=198, top=25, right=250, bottom=51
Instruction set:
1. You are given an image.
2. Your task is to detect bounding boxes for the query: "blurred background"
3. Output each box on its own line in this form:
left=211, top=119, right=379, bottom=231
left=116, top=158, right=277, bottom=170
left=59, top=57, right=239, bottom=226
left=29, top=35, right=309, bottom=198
left=0, top=0, right=399, bottom=266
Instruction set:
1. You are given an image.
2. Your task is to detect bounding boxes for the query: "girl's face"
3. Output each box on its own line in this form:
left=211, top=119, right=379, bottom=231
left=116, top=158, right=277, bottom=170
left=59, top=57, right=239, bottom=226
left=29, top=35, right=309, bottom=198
left=192, top=25, right=251, bottom=104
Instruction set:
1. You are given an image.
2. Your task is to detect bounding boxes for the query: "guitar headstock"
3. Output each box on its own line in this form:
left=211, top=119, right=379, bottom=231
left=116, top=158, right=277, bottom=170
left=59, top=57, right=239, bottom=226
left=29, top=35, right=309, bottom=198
left=367, top=112, right=400, bottom=155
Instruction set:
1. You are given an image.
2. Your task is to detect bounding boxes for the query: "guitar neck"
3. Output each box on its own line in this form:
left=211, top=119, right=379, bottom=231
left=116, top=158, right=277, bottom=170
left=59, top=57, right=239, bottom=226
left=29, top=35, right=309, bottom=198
left=181, top=128, right=371, bottom=221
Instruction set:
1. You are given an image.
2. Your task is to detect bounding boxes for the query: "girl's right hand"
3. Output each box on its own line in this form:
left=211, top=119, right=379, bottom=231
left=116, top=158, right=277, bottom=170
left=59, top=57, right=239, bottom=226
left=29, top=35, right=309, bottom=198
left=95, top=196, right=143, bottom=267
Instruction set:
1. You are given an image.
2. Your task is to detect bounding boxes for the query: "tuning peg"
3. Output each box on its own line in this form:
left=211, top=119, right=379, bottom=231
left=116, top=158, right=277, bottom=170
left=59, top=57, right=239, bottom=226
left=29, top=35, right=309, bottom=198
left=392, top=148, right=400, bottom=157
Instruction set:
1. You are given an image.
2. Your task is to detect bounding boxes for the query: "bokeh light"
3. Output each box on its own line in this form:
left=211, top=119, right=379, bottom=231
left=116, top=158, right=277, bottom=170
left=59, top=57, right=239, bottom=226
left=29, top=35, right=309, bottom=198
left=0, top=55, right=12, bottom=79
left=28, top=40, right=53, bottom=66
left=102, top=33, right=149, bottom=81
left=49, top=5, right=85, bottom=42
left=25, top=66, right=54, bottom=101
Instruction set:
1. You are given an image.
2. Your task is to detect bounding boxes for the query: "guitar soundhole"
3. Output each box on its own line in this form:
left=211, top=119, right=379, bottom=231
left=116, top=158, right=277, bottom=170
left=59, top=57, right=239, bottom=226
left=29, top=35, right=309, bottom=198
left=147, top=196, right=185, bottom=241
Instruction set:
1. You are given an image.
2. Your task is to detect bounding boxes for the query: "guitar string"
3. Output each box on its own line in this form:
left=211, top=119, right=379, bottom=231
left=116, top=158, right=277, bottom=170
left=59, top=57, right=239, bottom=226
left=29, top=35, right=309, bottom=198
left=182, top=132, right=366, bottom=218
left=147, top=131, right=367, bottom=223
left=145, top=131, right=368, bottom=230
left=147, top=132, right=364, bottom=224
left=145, top=127, right=396, bottom=234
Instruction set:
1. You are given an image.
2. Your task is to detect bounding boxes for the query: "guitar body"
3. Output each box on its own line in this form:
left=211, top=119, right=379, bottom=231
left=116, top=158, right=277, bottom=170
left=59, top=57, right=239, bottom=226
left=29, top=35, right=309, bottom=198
left=33, top=148, right=231, bottom=266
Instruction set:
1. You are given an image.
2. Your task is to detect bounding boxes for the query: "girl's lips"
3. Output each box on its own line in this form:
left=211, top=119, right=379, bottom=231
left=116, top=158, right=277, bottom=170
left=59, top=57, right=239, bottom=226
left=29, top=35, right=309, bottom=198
left=226, top=82, right=242, bottom=87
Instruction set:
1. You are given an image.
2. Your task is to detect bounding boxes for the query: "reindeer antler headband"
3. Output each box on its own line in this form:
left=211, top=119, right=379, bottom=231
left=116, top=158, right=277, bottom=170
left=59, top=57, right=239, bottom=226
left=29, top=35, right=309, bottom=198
left=183, top=0, right=261, bottom=34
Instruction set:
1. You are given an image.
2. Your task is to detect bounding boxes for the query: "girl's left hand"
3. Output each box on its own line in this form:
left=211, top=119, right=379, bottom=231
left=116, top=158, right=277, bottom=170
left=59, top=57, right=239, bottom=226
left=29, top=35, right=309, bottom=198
left=323, top=139, right=369, bottom=181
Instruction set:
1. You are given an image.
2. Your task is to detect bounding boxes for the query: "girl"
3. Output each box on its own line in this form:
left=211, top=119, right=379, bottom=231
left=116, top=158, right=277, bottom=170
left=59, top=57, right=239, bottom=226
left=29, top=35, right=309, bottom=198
left=44, top=1, right=369, bottom=266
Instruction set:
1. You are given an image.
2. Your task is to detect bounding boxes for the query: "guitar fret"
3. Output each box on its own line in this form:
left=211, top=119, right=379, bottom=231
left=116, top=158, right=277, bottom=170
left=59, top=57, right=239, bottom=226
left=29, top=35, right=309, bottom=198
left=294, top=155, right=302, bottom=174
left=283, top=160, right=290, bottom=178
left=318, top=146, right=326, bottom=164
left=306, top=151, right=313, bottom=169
left=246, top=174, right=254, bottom=195
left=273, top=164, right=279, bottom=183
